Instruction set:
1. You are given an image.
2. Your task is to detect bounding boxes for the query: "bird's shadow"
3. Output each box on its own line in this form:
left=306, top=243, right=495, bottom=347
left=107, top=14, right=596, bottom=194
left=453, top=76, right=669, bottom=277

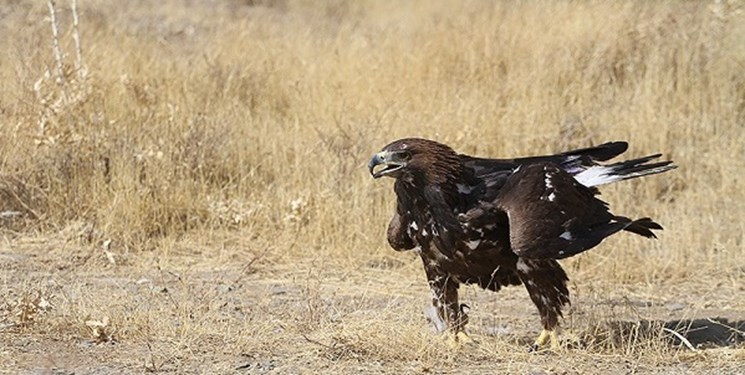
left=506, top=317, right=745, bottom=350
left=584, top=317, right=745, bottom=350
left=652, top=317, right=744, bottom=348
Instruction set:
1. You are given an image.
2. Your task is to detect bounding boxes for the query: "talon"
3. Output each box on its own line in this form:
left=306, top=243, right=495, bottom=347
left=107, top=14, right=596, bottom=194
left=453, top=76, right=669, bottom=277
left=549, top=330, right=560, bottom=351
left=446, top=333, right=460, bottom=349
left=446, top=331, right=476, bottom=349
left=456, top=331, right=473, bottom=344
left=530, top=329, right=561, bottom=353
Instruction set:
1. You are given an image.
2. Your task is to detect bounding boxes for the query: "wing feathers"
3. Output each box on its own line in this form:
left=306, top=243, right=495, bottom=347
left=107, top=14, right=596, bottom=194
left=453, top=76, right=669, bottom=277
left=490, top=162, right=662, bottom=259
left=423, top=186, right=465, bottom=255
left=573, top=154, right=677, bottom=187
left=515, top=141, right=629, bottom=164
left=387, top=210, right=416, bottom=251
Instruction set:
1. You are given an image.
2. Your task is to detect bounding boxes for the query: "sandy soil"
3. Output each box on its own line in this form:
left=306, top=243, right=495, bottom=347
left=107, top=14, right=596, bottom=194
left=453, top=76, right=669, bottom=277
left=2, top=233, right=743, bottom=374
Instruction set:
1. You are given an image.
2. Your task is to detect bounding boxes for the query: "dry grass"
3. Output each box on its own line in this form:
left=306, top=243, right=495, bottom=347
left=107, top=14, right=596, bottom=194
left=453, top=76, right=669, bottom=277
left=1, top=0, right=744, bottom=373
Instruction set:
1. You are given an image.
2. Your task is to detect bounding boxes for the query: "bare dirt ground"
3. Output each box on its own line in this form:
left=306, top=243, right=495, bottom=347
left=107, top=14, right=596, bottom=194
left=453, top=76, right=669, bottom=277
left=2, top=231, right=744, bottom=374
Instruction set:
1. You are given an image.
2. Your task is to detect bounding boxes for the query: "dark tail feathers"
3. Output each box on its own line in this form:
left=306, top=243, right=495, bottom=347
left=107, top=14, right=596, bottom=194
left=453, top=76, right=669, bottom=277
left=619, top=217, right=663, bottom=239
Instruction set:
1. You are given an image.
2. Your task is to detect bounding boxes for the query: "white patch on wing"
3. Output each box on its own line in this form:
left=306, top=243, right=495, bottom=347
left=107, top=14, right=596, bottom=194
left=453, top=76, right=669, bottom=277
left=421, top=228, right=428, bottom=236
left=516, top=259, right=532, bottom=273
left=541, top=169, right=559, bottom=201
left=456, top=183, right=473, bottom=194
left=544, top=170, right=554, bottom=189
left=573, top=165, right=623, bottom=187
left=409, top=221, right=419, bottom=231
left=465, top=239, right=481, bottom=250
left=559, top=231, right=573, bottom=240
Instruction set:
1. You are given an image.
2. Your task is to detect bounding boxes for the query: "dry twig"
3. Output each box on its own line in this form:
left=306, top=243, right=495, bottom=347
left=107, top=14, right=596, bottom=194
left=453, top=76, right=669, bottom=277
left=46, top=0, right=66, bottom=86
left=662, top=327, right=698, bottom=351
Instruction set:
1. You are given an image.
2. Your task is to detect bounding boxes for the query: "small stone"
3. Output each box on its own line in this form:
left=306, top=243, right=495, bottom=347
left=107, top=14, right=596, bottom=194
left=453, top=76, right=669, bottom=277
left=665, top=302, right=686, bottom=311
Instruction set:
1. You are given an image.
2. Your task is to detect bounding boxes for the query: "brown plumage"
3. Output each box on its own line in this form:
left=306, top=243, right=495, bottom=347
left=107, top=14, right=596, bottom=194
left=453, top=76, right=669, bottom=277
left=368, top=138, right=675, bottom=350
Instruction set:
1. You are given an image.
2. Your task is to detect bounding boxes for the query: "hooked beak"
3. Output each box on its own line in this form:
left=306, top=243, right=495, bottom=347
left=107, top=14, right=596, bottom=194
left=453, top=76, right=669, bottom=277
left=368, top=151, right=406, bottom=179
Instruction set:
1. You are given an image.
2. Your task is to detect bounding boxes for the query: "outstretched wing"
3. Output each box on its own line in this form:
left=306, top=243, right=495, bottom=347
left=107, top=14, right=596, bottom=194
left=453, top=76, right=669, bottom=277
left=462, top=141, right=629, bottom=177
left=458, top=141, right=631, bottom=201
left=467, top=162, right=659, bottom=259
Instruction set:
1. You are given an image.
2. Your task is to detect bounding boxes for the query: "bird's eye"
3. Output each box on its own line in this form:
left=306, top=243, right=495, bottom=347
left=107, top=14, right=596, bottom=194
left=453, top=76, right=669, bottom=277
left=400, top=151, right=412, bottom=161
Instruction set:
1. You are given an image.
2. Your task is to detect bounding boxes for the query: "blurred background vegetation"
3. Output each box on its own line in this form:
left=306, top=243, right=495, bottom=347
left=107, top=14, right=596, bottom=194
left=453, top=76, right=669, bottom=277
left=0, top=0, right=743, bottom=299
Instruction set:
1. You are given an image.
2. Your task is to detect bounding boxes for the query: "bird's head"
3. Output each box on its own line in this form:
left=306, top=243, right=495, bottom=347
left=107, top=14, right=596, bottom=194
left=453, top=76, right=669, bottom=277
left=368, top=138, right=459, bottom=183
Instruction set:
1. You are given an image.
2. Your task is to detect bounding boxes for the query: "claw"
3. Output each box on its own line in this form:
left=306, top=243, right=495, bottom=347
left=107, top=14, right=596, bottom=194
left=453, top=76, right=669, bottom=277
left=455, top=331, right=474, bottom=345
left=446, top=331, right=476, bottom=349
left=528, top=329, right=560, bottom=353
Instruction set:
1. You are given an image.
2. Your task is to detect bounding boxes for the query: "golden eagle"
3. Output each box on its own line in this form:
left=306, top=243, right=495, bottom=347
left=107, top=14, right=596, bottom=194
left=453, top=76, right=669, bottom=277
left=368, top=138, right=675, bottom=351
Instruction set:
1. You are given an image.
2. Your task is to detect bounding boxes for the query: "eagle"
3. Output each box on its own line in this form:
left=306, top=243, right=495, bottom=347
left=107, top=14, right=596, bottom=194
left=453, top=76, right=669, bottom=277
left=368, top=138, right=675, bottom=351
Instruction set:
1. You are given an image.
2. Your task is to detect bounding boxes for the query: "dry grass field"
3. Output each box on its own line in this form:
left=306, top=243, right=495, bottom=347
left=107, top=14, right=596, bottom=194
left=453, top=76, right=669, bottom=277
left=1, top=0, right=745, bottom=373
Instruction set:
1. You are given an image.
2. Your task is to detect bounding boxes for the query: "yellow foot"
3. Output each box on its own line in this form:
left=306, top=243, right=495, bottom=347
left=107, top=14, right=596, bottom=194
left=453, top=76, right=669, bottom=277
left=446, top=331, right=476, bottom=349
left=528, top=329, right=560, bottom=353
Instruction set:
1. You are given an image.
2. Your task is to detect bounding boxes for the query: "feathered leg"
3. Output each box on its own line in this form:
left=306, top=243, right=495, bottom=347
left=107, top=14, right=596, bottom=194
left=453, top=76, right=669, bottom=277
left=515, top=258, right=570, bottom=352
left=423, top=266, right=470, bottom=347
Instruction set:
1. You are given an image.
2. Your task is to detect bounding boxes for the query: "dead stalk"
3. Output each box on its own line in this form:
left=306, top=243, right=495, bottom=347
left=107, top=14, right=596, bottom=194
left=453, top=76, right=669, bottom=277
left=47, top=0, right=66, bottom=86
left=71, top=0, right=83, bottom=76
left=661, top=327, right=698, bottom=351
